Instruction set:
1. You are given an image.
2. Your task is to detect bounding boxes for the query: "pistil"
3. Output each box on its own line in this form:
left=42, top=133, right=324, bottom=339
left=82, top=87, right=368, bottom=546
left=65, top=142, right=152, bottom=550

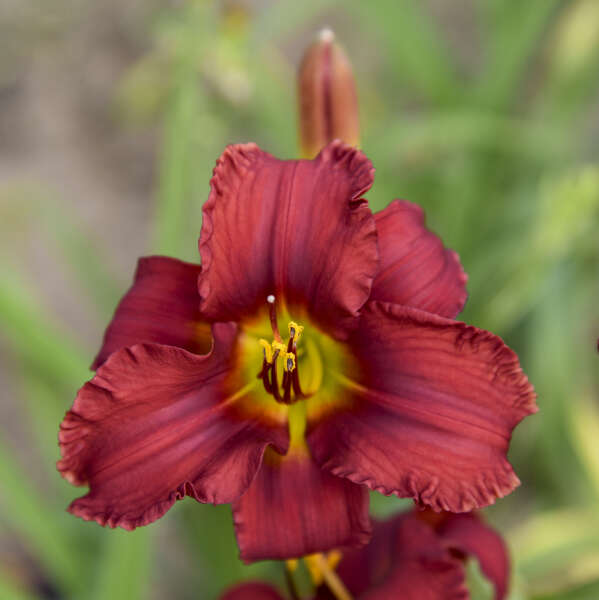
left=267, top=294, right=282, bottom=342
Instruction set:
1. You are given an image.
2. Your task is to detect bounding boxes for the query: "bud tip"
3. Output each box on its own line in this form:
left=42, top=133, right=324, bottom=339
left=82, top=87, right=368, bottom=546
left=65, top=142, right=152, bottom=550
left=318, top=28, right=335, bottom=43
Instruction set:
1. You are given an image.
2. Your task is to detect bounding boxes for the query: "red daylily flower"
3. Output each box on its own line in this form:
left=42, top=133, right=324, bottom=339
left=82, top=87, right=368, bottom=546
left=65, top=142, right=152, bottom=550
left=58, top=141, right=537, bottom=561
left=221, top=508, right=509, bottom=600
left=328, top=509, right=509, bottom=600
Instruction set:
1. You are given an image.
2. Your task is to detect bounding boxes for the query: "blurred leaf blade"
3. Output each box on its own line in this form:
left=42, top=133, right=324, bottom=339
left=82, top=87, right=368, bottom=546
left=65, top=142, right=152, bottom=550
left=0, top=268, right=89, bottom=386
left=476, top=0, right=562, bottom=108
left=39, top=203, right=123, bottom=316
left=0, top=440, right=84, bottom=595
left=154, top=66, right=201, bottom=256
left=349, top=0, right=460, bottom=104
left=153, top=2, right=215, bottom=256
left=92, top=529, right=153, bottom=600
left=0, top=575, right=38, bottom=600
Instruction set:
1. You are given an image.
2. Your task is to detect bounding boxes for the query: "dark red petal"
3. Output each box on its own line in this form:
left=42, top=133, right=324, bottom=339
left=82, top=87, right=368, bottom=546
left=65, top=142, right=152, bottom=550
left=92, top=256, right=210, bottom=369
left=327, top=517, right=401, bottom=598
left=371, top=201, right=468, bottom=319
left=437, top=513, right=510, bottom=600
left=220, top=582, right=285, bottom=600
left=232, top=447, right=371, bottom=562
left=362, top=513, right=468, bottom=600
left=307, top=301, right=537, bottom=513
left=58, top=324, right=288, bottom=530
left=317, top=512, right=467, bottom=600
left=198, top=141, right=378, bottom=338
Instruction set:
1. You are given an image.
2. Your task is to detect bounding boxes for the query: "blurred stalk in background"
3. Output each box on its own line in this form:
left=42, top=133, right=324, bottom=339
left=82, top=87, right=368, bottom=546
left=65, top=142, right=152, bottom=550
left=0, top=0, right=598, bottom=598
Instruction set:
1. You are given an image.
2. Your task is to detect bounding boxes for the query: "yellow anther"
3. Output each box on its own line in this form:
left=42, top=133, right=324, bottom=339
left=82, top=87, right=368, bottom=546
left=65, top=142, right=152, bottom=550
left=259, top=339, right=273, bottom=363
left=284, top=352, right=296, bottom=372
left=271, top=341, right=286, bottom=356
left=288, top=321, right=304, bottom=342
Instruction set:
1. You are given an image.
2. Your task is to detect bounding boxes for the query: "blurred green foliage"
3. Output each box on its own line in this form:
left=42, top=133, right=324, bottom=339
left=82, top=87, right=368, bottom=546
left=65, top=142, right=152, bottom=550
left=1, top=0, right=598, bottom=598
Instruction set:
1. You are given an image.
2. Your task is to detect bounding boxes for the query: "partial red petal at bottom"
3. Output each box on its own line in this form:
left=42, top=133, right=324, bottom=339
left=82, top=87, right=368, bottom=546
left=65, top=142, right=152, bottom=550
left=362, top=513, right=468, bottom=600
left=233, top=446, right=371, bottom=562
left=437, top=512, right=510, bottom=600
left=320, top=512, right=467, bottom=600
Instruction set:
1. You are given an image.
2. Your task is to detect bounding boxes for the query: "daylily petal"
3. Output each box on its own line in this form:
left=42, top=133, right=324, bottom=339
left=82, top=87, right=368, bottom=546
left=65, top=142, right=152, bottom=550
left=437, top=513, right=509, bottom=600
left=220, top=582, right=285, bottom=600
left=370, top=201, right=468, bottom=319
left=92, top=256, right=210, bottom=369
left=58, top=323, right=288, bottom=530
left=198, top=140, right=378, bottom=338
left=232, top=446, right=371, bottom=562
left=325, top=517, right=400, bottom=598
left=362, top=513, right=468, bottom=600
left=307, top=301, right=537, bottom=513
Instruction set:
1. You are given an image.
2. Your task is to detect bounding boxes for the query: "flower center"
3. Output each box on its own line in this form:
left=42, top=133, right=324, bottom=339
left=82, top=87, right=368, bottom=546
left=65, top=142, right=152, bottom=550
left=230, top=295, right=358, bottom=429
left=257, top=296, right=308, bottom=405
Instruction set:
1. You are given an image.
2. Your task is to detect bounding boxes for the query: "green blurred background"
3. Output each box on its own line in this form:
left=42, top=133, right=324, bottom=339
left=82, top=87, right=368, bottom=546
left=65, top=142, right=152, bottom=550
left=1, top=0, right=598, bottom=598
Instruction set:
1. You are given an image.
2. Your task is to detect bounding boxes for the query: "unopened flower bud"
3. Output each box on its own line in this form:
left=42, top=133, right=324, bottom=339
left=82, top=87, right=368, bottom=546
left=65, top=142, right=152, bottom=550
left=298, top=29, right=360, bottom=158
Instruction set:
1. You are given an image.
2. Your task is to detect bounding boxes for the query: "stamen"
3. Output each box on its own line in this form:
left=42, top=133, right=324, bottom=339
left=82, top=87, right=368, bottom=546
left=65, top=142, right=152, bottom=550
left=257, top=342, right=273, bottom=394
left=267, top=295, right=282, bottom=342
left=256, top=316, right=308, bottom=405
left=272, top=341, right=286, bottom=356
left=288, top=321, right=304, bottom=343
left=270, top=347, right=283, bottom=402
left=259, top=339, right=273, bottom=364
left=291, top=367, right=305, bottom=398
left=259, top=366, right=272, bottom=394
left=285, top=353, right=296, bottom=372
left=282, top=370, right=292, bottom=404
